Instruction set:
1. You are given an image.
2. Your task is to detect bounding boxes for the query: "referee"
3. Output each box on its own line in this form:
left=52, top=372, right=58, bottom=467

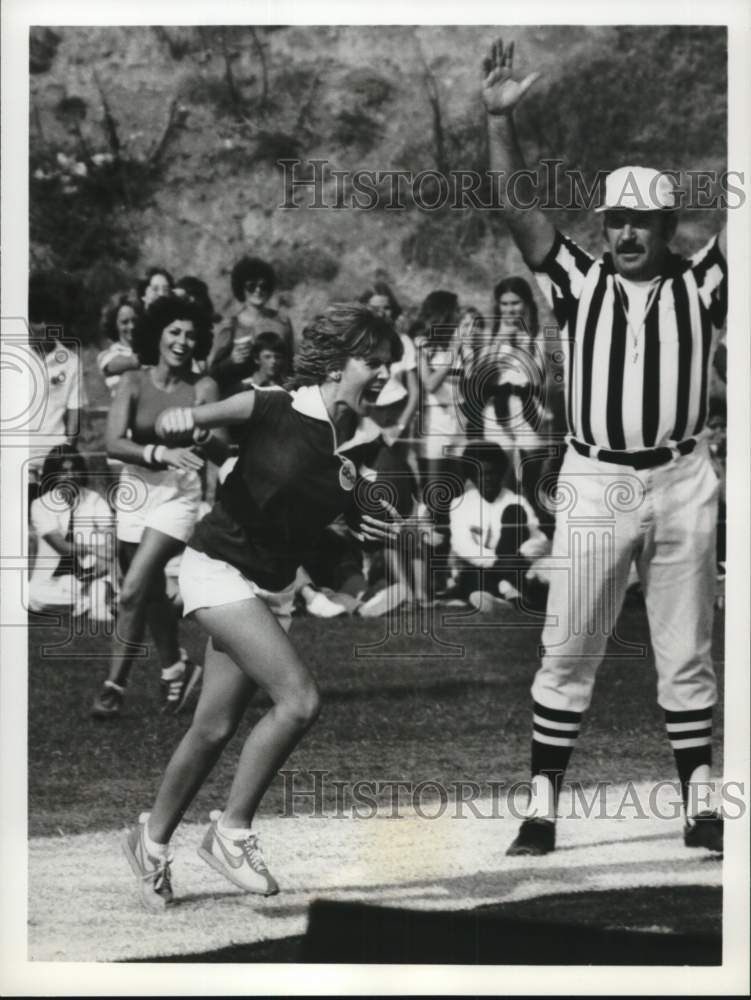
left=482, top=40, right=727, bottom=855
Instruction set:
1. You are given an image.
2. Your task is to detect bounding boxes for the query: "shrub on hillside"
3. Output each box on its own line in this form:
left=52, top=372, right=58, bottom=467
left=271, top=246, right=340, bottom=289
left=518, top=25, right=726, bottom=174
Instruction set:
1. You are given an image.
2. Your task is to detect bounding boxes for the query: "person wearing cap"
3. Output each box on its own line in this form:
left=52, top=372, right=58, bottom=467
left=481, top=40, right=727, bottom=856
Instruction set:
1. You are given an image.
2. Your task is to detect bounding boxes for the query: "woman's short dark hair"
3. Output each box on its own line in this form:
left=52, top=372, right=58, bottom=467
left=99, top=290, right=143, bottom=342
left=39, top=444, right=88, bottom=496
left=288, top=303, right=401, bottom=389
left=491, top=276, right=539, bottom=336
left=230, top=257, right=277, bottom=302
left=134, top=297, right=213, bottom=365
left=175, top=275, right=217, bottom=324
left=359, top=280, right=403, bottom=321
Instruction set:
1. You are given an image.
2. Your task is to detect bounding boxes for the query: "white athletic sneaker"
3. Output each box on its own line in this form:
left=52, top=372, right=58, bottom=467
left=197, top=810, right=279, bottom=896
left=122, top=813, right=174, bottom=912
left=358, top=583, right=411, bottom=617
left=305, top=590, right=347, bottom=618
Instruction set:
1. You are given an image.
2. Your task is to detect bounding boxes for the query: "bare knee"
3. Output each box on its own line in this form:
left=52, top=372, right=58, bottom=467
left=279, top=684, right=322, bottom=730
left=189, top=713, right=239, bottom=749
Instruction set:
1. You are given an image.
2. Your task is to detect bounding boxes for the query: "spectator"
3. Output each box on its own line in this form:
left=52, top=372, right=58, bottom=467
left=139, top=266, right=175, bottom=309
left=27, top=271, right=87, bottom=478
left=91, top=297, right=228, bottom=720
left=448, top=441, right=550, bottom=612
left=244, top=331, right=290, bottom=388
left=480, top=276, right=554, bottom=524
left=97, top=290, right=143, bottom=395
left=29, top=445, right=115, bottom=621
left=411, top=290, right=476, bottom=595
left=359, top=282, right=419, bottom=444
left=456, top=305, right=489, bottom=439
left=208, top=256, right=294, bottom=393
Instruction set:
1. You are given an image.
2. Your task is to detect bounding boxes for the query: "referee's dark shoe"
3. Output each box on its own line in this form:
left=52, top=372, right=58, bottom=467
left=506, top=818, right=556, bottom=856
left=684, top=810, right=724, bottom=853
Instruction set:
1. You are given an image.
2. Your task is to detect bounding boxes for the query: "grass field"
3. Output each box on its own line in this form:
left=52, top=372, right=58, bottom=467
left=29, top=601, right=725, bottom=836
left=27, top=601, right=726, bottom=962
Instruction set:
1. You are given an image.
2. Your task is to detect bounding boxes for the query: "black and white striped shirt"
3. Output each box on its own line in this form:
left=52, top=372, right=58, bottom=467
left=533, top=230, right=727, bottom=450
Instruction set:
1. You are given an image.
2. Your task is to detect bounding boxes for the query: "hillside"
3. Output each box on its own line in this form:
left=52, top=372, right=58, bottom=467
left=30, top=24, right=727, bottom=350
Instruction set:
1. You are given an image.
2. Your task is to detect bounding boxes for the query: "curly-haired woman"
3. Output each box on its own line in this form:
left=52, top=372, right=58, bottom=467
left=91, top=297, right=227, bottom=720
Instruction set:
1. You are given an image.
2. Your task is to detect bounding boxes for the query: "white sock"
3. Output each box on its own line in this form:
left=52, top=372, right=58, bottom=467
left=161, top=659, right=185, bottom=681
left=217, top=812, right=252, bottom=840
left=141, top=814, right=170, bottom=857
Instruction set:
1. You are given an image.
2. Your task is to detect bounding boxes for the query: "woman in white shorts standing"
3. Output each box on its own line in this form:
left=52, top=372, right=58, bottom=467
left=122, top=304, right=400, bottom=911
left=91, top=297, right=224, bottom=719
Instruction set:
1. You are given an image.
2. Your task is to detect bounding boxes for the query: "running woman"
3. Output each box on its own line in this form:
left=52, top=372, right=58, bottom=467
left=91, top=297, right=224, bottom=719
left=123, top=304, right=399, bottom=910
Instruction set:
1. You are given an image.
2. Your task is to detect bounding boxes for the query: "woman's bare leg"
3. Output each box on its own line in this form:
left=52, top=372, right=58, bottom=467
left=147, top=636, right=257, bottom=843
left=108, top=528, right=184, bottom=687
left=147, top=597, right=320, bottom=840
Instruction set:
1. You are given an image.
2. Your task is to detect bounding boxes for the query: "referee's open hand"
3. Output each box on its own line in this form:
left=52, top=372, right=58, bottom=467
left=482, top=38, right=540, bottom=117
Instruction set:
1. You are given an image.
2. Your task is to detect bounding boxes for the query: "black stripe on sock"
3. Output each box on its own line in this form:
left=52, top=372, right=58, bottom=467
left=668, top=727, right=713, bottom=743
left=533, top=722, right=580, bottom=740
left=533, top=701, right=582, bottom=724
left=664, top=708, right=713, bottom=723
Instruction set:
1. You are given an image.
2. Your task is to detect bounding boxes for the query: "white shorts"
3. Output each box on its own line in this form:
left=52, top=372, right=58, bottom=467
left=178, top=546, right=296, bottom=632
left=114, top=465, right=202, bottom=544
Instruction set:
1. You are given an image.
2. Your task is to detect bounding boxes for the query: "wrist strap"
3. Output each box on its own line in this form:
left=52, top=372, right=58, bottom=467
left=153, top=445, right=167, bottom=465
left=142, top=444, right=155, bottom=466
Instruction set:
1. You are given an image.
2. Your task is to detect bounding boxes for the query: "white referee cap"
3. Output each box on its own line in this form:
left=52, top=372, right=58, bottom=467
left=596, top=166, right=677, bottom=213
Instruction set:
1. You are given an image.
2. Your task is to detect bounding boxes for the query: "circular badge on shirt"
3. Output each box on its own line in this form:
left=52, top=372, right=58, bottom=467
left=338, top=457, right=357, bottom=492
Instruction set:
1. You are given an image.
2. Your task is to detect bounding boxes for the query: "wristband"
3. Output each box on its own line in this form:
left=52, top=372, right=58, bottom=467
left=153, top=445, right=167, bottom=465
left=142, top=444, right=156, bottom=466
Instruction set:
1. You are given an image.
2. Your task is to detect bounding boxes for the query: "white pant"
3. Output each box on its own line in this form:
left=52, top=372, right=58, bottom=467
left=532, top=442, right=719, bottom=714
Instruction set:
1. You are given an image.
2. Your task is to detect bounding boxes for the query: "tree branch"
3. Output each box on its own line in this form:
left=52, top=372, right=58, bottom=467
left=413, top=32, right=449, bottom=176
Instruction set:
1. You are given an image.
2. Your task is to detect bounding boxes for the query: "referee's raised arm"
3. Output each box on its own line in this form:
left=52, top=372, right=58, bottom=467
left=482, top=39, right=555, bottom=269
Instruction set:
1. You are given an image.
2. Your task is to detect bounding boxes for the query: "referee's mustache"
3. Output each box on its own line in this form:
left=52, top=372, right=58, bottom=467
left=616, top=240, right=645, bottom=253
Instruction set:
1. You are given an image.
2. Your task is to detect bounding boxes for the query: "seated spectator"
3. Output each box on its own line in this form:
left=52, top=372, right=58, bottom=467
left=208, top=256, right=294, bottom=393
left=97, top=290, right=142, bottom=395
left=447, top=441, right=550, bottom=612
left=29, top=445, right=115, bottom=621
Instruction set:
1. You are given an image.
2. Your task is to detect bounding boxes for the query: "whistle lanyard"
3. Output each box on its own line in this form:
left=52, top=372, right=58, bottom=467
left=613, top=277, right=662, bottom=365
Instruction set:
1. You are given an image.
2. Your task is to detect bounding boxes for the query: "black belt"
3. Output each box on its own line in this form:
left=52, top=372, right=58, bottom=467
left=570, top=437, right=696, bottom=470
